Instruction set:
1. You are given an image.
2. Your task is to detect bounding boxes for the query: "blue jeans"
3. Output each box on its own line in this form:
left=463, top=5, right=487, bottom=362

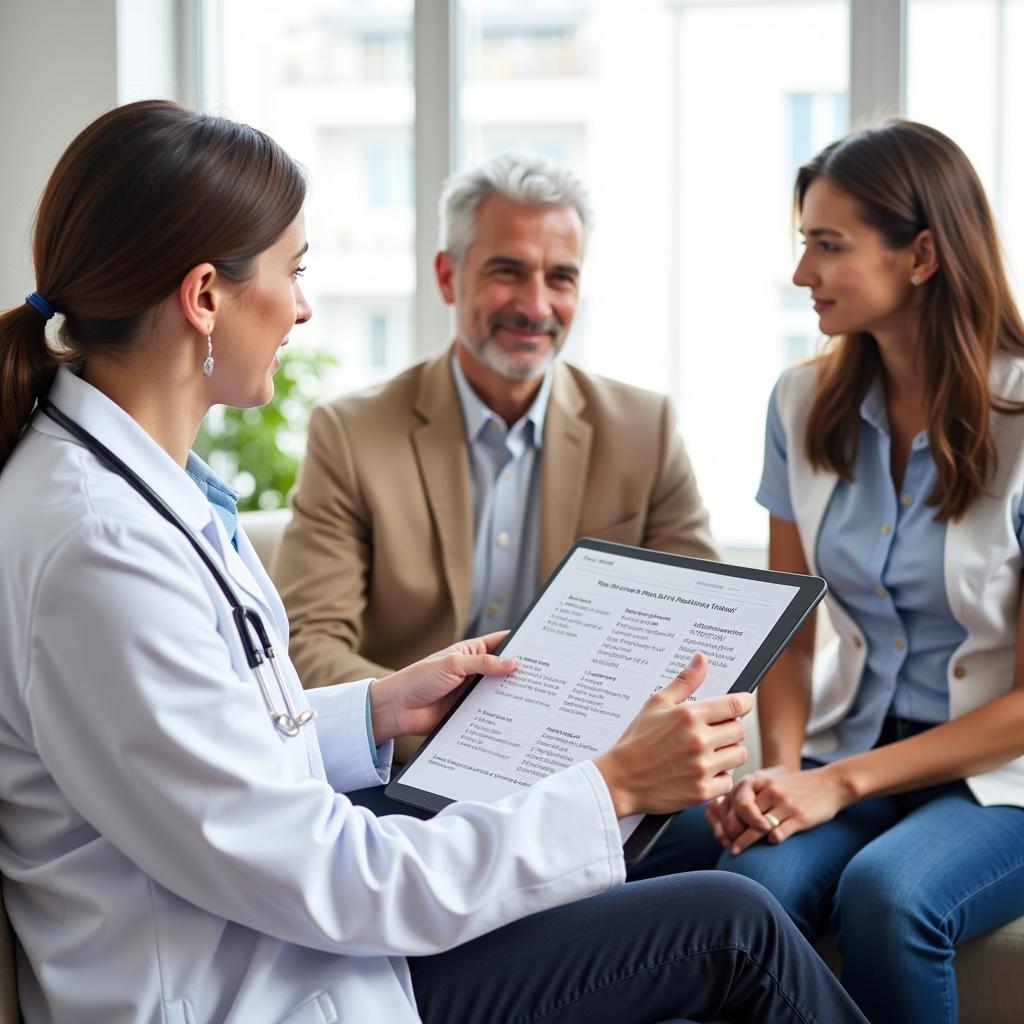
left=661, top=752, right=1024, bottom=1023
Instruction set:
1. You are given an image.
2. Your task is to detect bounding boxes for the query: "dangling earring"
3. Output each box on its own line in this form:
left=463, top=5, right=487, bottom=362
left=202, top=334, right=215, bottom=376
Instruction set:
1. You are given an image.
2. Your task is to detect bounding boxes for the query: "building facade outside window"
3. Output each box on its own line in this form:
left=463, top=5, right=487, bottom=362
left=201, top=0, right=1024, bottom=549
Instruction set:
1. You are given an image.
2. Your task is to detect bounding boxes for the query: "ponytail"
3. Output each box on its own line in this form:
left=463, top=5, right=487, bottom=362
left=0, top=303, right=61, bottom=469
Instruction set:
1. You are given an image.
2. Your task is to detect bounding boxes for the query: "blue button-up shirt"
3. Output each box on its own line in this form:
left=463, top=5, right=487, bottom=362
left=451, top=354, right=552, bottom=636
left=186, top=452, right=240, bottom=550
left=758, top=375, right=1024, bottom=758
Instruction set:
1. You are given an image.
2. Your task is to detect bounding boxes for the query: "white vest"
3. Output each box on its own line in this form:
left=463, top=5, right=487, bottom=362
left=775, top=355, right=1024, bottom=807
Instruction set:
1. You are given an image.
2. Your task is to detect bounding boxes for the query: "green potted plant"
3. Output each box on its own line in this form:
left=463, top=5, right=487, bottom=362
left=195, top=348, right=339, bottom=511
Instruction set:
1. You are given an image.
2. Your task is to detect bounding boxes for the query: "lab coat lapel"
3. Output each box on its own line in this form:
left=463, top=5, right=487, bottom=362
left=42, top=368, right=284, bottom=640
left=39, top=367, right=217, bottom=537
left=538, top=364, right=592, bottom=581
left=201, top=518, right=281, bottom=631
left=39, top=368, right=317, bottom=771
left=235, top=528, right=291, bottom=642
left=411, top=351, right=474, bottom=633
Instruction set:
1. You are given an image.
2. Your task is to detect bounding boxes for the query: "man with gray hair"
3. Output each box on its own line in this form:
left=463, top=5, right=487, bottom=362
left=275, top=152, right=718, bottom=763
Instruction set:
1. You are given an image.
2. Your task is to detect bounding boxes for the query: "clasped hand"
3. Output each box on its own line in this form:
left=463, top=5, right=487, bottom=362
left=705, top=763, right=850, bottom=855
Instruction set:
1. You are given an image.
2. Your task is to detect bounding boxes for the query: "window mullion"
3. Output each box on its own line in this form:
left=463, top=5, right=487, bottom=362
left=849, top=0, right=906, bottom=126
left=413, top=0, right=458, bottom=358
left=176, top=0, right=209, bottom=108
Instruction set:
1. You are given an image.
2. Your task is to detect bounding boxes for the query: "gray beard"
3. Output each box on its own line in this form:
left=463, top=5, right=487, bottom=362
left=464, top=334, right=562, bottom=381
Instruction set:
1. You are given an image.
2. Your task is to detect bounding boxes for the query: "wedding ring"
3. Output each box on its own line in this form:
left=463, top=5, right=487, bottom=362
left=764, top=811, right=782, bottom=830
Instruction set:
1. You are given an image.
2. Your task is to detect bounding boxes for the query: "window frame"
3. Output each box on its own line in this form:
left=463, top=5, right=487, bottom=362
left=183, top=0, right=906, bottom=361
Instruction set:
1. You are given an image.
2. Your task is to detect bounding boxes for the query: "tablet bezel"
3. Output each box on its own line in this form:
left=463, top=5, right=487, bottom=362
left=385, top=538, right=827, bottom=866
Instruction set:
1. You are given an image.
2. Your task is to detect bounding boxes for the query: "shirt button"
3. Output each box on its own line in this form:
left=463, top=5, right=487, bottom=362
left=901, top=493, right=913, bottom=507
left=881, top=523, right=893, bottom=536
left=953, top=664, right=966, bottom=679
left=894, top=638, right=906, bottom=651
left=874, top=585, right=886, bottom=597
left=502, top=471, right=513, bottom=482
left=852, top=635, right=863, bottom=649
left=496, top=531, right=511, bottom=548
left=487, top=602, right=499, bottom=617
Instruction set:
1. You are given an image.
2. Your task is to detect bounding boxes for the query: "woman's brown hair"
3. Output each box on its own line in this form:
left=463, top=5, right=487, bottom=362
left=798, top=120, right=1024, bottom=520
left=0, top=99, right=306, bottom=469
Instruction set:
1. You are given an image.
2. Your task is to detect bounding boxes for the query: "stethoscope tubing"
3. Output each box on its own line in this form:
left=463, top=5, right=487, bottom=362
left=39, top=395, right=313, bottom=738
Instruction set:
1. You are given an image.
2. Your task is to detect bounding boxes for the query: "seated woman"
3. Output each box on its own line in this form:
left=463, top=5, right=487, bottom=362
left=700, top=120, right=1024, bottom=1024
left=0, top=101, right=866, bottom=1024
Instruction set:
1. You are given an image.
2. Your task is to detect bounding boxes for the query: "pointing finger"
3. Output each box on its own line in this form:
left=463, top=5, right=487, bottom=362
left=659, top=652, right=707, bottom=703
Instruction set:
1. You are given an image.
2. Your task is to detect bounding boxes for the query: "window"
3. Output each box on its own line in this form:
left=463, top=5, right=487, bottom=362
left=458, top=0, right=849, bottom=545
left=206, top=0, right=414, bottom=396
left=315, top=297, right=410, bottom=385
left=787, top=92, right=848, bottom=184
left=361, top=30, right=410, bottom=81
left=203, top=0, right=1022, bottom=549
left=907, top=0, right=1024, bottom=287
left=368, top=313, right=390, bottom=368
left=363, top=137, right=413, bottom=209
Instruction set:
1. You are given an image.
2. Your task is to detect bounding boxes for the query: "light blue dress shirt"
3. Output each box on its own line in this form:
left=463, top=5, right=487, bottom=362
left=451, top=353, right=552, bottom=637
left=186, top=452, right=240, bottom=549
left=758, top=375, right=1024, bottom=759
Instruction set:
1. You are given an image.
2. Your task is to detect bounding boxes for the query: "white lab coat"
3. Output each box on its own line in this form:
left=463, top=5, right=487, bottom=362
left=0, top=367, right=626, bottom=1024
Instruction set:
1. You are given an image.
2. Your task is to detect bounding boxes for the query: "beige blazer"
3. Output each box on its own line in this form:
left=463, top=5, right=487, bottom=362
left=274, top=348, right=718, bottom=743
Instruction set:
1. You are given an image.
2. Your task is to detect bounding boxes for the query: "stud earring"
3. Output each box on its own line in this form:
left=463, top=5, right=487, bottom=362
left=910, top=275, right=922, bottom=286
left=202, top=334, right=215, bottom=376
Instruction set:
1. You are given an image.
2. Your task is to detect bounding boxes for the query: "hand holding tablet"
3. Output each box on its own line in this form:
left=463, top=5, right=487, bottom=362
left=387, top=539, right=826, bottom=863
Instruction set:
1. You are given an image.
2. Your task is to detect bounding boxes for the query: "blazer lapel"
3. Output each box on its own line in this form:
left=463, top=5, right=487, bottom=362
left=411, top=350, right=474, bottom=633
left=538, top=364, right=592, bottom=580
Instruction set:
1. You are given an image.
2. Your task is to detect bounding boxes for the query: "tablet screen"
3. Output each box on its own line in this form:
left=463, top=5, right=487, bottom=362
left=391, top=540, right=822, bottom=849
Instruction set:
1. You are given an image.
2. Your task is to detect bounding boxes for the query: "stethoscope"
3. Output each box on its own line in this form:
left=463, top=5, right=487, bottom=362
left=40, top=397, right=315, bottom=738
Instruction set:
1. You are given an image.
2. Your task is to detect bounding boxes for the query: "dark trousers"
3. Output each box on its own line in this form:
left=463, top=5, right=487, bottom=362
left=348, top=788, right=867, bottom=1024
left=410, top=872, right=866, bottom=1024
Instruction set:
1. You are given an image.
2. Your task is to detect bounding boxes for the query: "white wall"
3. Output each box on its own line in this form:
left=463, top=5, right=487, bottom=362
left=0, top=0, right=118, bottom=303
left=0, top=0, right=179, bottom=306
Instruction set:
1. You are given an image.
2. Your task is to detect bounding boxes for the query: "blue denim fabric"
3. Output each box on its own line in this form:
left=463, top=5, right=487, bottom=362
left=658, top=727, right=1024, bottom=1024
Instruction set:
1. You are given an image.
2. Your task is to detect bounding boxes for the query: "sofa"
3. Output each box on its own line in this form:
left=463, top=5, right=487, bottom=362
left=0, top=509, right=1020, bottom=1022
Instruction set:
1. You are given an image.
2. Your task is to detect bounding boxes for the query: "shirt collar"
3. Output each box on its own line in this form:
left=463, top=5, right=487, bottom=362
left=34, top=365, right=219, bottom=535
left=450, top=350, right=552, bottom=447
left=859, top=375, right=888, bottom=433
left=185, top=452, right=240, bottom=549
left=859, top=372, right=929, bottom=450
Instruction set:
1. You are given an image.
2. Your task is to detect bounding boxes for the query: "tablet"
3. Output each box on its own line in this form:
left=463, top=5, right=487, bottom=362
left=386, top=538, right=826, bottom=865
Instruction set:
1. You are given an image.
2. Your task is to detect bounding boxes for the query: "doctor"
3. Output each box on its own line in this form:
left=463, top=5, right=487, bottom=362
left=0, top=100, right=866, bottom=1024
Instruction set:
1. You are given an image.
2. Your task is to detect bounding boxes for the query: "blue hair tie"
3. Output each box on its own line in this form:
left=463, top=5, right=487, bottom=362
left=25, top=291, right=56, bottom=321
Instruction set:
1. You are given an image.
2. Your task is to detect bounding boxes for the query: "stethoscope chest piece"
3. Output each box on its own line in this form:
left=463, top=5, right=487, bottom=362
left=234, top=606, right=316, bottom=737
